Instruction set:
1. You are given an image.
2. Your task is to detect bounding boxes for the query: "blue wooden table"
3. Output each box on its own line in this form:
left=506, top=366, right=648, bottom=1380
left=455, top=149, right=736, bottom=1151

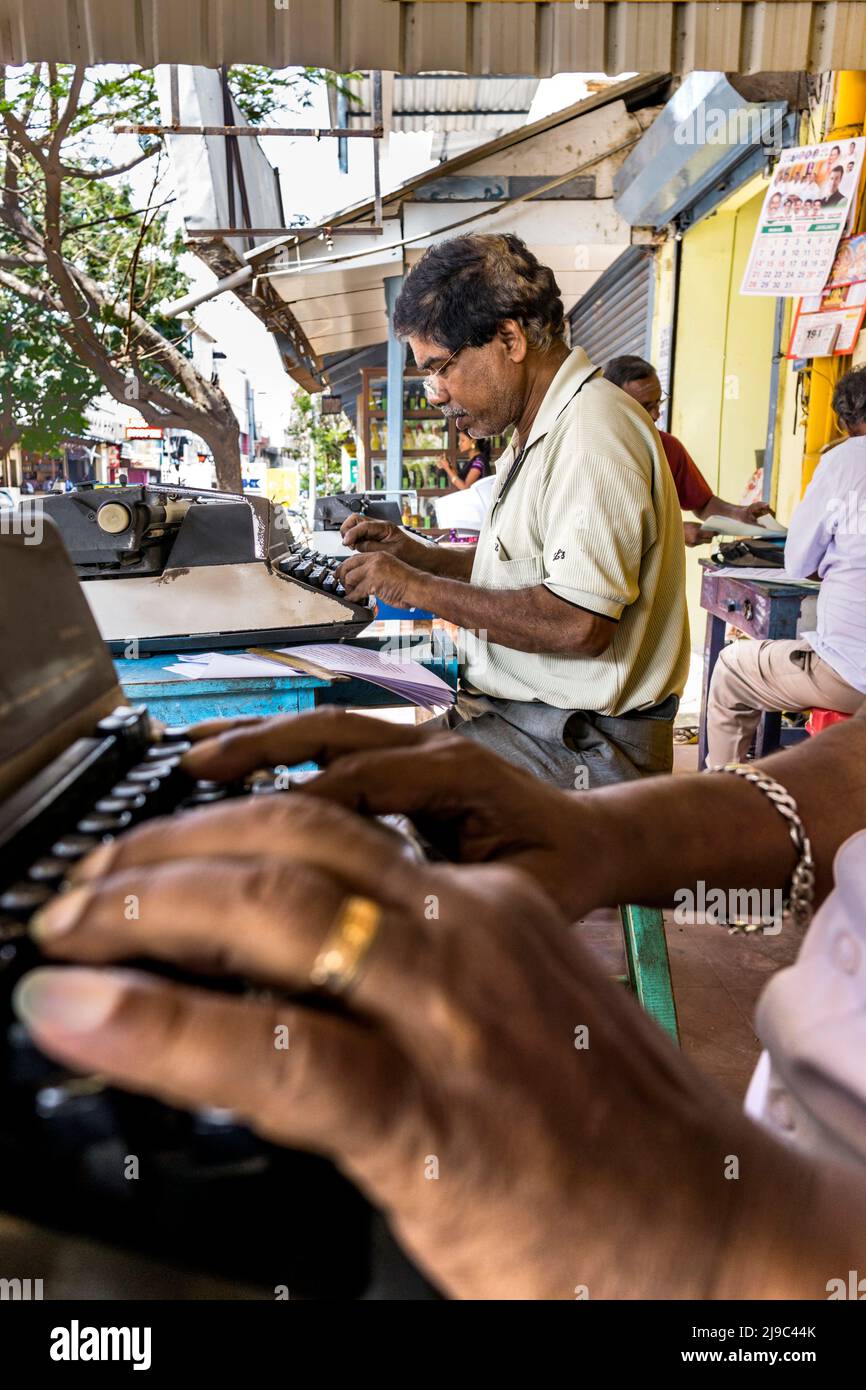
left=114, top=629, right=458, bottom=726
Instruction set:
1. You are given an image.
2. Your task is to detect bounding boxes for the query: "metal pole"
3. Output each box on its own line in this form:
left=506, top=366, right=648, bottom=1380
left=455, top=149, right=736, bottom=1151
left=384, top=274, right=406, bottom=495
left=162, top=265, right=253, bottom=318
left=372, top=72, right=383, bottom=230
left=763, top=298, right=787, bottom=507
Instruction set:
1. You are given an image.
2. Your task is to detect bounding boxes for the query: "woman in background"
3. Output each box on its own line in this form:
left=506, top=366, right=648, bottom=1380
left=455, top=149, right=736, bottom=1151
left=440, top=431, right=491, bottom=491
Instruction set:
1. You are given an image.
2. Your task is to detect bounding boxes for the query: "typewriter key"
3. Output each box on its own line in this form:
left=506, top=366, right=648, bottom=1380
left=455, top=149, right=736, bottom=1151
left=146, top=741, right=191, bottom=758
left=28, top=857, right=68, bottom=884
left=77, top=811, right=133, bottom=835
left=51, top=834, right=102, bottom=860
left=126, top=760, right=179, bottom=781
left=0, top=883, right=53, bottom=916
left=96, top=706, right=144, bottom=735
left=94, top=794, right=146, bottom=814
left=112, top=779, right=159, bottom=798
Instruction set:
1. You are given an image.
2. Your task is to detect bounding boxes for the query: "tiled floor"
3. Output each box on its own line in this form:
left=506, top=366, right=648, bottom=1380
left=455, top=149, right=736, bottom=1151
left=579, top=739, right=806, bottom=1103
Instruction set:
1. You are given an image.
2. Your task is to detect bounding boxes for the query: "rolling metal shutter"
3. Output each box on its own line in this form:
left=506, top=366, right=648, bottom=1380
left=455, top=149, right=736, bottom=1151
left=567, top=246, right=655, bottom=371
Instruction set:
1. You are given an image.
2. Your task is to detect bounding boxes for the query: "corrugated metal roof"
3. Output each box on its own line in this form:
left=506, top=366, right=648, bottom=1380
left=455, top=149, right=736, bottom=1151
left=348, top=75, right=540, bottom=133
left=1, top=1, right=863, bottom=74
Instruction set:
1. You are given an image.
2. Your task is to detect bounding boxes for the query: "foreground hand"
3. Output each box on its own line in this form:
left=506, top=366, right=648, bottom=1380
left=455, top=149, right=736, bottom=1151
left=338, top=551, right=422, bottom=607
left=182, top=710, right=596, bottom=919
left=16, top=794, right=797, bottom=1300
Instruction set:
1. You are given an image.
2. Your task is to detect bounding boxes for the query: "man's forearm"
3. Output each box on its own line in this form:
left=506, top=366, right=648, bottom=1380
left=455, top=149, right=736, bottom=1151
left=582, top=712, right=866, bottom=912
left=405, top=572, right=605, bottom=654
left=404, top=539, right=475, bottom=580
left=698, top=495, right=737, bottom=522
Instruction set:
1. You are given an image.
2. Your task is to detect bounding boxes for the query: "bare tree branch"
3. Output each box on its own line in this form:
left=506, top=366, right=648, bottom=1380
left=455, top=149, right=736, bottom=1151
left=0, top=265, right=60, bottom=309
left=49, top=66, right=85, bottom=153
left=0, top=251, right=45, bottom=268
left=59, top=146, right=158, bottom=181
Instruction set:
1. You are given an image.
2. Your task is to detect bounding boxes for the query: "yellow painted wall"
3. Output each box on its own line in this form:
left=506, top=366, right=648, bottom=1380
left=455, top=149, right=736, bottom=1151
left=668, top=191, right=777, bottom=647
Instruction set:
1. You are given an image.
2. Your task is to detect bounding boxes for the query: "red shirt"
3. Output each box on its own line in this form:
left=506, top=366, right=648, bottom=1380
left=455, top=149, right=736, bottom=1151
left=658, top=429, right=713, bottom=514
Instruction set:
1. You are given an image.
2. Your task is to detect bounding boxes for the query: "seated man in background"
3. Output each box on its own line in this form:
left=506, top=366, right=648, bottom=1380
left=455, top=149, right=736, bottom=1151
left=337, top=234, right=689, bottom=789
left=604, top=355, right=772, bottom=546
left=705, top=364, right=866, bottom=767
left=17, top=704, right=866, bottom=1299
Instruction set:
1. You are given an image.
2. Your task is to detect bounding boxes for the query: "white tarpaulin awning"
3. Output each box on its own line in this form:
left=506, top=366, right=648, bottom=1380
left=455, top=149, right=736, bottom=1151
left=256, top=84, right=648, bottom=372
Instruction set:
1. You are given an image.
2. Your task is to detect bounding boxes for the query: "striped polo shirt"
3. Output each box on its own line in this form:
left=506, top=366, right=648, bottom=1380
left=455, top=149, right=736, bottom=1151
left=462, top=346, right=690, bottom=716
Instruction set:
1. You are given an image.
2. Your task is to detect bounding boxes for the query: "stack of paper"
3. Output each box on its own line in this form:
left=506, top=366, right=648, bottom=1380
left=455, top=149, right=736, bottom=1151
left=275, top=643, right=455, bottom=709
left=165, top=643, right=455, bottom=710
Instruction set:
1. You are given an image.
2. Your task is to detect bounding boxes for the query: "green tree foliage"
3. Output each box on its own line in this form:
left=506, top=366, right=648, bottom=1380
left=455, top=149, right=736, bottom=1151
left=289, top=390, right=351, bottom=497
left=0, top=288, right=99, bottom=455
left=0, top=62, right=330, bottom=490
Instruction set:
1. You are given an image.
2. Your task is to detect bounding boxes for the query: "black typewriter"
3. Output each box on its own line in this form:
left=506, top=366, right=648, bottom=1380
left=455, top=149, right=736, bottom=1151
left=0, top=523, right=431, bottom=1299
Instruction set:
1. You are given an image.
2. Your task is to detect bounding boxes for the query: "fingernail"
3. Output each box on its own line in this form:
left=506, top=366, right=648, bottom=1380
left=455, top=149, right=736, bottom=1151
left=29, top=885, right=91, bottom=940
left=13, top=968, right=127, bottom=1034
left=69, top=842, right=114, bottom=885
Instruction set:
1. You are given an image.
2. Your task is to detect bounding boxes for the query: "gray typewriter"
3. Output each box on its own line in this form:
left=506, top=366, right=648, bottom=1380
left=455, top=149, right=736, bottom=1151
left=21, top=485, right=370, bottom=653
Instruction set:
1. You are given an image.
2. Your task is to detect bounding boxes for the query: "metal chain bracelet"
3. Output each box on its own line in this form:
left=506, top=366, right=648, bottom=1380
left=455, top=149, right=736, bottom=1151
left=708, top=763, right=816, bottom=929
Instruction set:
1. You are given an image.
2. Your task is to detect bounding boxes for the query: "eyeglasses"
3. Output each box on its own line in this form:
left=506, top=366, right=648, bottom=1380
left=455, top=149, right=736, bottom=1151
left=422, top=340, right=470, bottom=396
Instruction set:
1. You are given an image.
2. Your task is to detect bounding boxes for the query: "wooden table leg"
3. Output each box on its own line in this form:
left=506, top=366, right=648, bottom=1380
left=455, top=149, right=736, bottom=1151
left=698, top=611, right=726, bottom=770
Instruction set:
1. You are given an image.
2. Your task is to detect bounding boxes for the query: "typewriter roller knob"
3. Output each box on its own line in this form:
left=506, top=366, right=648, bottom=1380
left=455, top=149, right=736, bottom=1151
left=96, top=501, right=133, bottom=534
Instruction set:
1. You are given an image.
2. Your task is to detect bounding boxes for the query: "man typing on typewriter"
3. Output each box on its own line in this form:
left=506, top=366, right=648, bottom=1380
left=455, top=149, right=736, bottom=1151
left=336, top=233, right=690, bottom=789
left=16, top=705, right=866, bottom=1299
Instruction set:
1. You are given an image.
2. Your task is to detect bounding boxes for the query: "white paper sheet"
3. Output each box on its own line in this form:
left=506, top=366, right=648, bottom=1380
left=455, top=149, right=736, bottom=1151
left=701, top=514, right=787, bottom=537
left=163, top=643, right=455, bottom=709
left=709, top=567, right=820, bottom=587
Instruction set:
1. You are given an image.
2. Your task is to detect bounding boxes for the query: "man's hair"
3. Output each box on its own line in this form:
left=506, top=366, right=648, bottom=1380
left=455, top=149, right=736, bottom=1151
left=392, top=233, right=565, bottom=354
left=832, top=365, right=866, bottom=429
left=603, top=355, right=656, bottom=389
